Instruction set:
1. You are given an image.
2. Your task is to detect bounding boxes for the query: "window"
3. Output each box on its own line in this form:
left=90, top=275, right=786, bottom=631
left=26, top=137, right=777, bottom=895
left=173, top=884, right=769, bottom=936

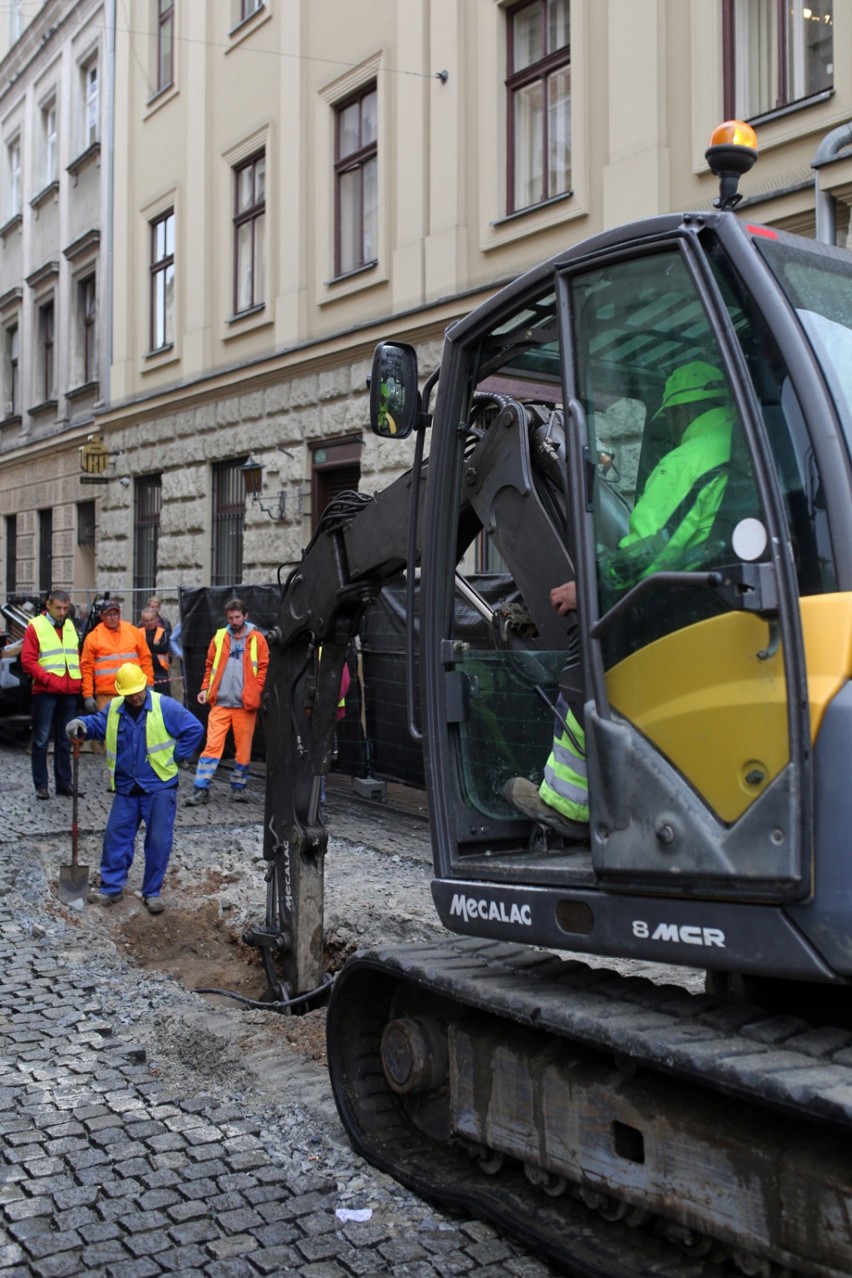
left=233, top=153, right=265, bottom=314
left=82, top=58, right=99, bottom=149
left=211, top=459, right=245, bottom=586
left=42, top=99, right=57, bottom=184
left=507, top=0, right=571, bottom=213
left=157, top=0, right=174, bottom=92
left=310, top=438, right=361, bottom=534
left=723, top=0, right=833, bottom=119
left=335, top=86, right=377, bottom=276
left=79, top=275, right=97, bottom=383
left=9, top=1, right=21, bottom=45
left=241, top=0, right=263, bottom=18
left=150, top=210, right=174, bottom=350
left=37, top=301, right=55, bottom=402
left=38, top=509, right=53, bottom=595
left=5, top=514, right=16, bottom=595
left=5, top=325, right=19, bottom=417
left=134, top=475, right=162, bottom=598
left=7, top=138, right=21, bottom=218
left=77, top=501, right=95, bottom=548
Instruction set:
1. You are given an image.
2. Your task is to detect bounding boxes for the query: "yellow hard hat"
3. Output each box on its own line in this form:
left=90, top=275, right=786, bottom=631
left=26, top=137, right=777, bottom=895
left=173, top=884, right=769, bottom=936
left=115, top=663, right=147, bottom=697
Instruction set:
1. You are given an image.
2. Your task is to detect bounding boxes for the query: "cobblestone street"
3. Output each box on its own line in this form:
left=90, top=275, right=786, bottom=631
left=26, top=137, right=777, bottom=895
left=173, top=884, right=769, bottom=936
left=0, top=731, right=557, bottom=1277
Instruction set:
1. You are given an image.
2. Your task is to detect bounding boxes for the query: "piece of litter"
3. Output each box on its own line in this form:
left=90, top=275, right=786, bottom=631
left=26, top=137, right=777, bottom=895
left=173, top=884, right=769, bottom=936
left=336, top=1207, right=372, bottom=1223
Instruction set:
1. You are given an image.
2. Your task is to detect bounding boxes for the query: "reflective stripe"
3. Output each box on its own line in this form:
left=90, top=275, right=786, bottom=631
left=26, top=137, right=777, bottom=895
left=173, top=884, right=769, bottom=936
left=29, top=616, right=81, bottom=679
left=94, top=651, right=138, bottom=668
left=104, top=692, right=178, bottom=792
left=539, top=705, right=589, bottom=822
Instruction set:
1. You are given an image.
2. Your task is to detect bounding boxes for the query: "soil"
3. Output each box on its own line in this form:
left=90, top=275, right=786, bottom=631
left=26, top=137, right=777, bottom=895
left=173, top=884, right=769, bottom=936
left=53, top=797, right=441, bottom=1073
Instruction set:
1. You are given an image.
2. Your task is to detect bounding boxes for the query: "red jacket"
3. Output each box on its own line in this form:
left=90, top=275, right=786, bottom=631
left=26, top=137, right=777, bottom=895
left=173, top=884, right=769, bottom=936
left=21, top=615, right=83, bottom=696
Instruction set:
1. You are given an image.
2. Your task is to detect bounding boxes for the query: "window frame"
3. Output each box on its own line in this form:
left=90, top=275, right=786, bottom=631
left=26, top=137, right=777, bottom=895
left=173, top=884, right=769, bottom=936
left=37, top=299, right=55, bottom=404
left=133, top=474, right=162, bottom=599
left=149, top=208, right=175, bottom=352
left=157, top=0, right=175, bottom=93
left=722, top=0, right=834, bottom=121
left=506, top=0, right=572, bottom=216
left=6, top=137, right=21, bottom=218
left=233, top=151, right=266, bottom=315
left=38, top=508, right=53, bottom=596
left=79, top=273, right=97, bottom=385
left=82, top=56, right=99, bottom=150
left=211, top=458, right=246, bottom=586
left=4, top=513, right=17, bottom=596
left=42, top=98, right=57, bottom=186
left=5, top=322, right=19, bottom=418
left=334, top=83, right=378, bottom=278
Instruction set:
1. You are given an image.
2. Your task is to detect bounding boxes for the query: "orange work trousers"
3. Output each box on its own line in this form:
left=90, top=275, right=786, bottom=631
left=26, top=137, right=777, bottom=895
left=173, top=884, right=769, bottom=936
left=203, top=705, right=256, bottom=766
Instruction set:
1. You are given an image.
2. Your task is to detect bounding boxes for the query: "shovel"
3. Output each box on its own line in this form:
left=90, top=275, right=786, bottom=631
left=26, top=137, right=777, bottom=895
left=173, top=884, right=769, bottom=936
left=58, top=735, right=89, bottom=904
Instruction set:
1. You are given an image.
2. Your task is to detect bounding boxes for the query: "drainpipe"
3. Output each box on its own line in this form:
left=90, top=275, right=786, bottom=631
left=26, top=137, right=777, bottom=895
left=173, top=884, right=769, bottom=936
left=100, top=0, right=116, bottom=407
left=812, top=120, right=852, bottom=245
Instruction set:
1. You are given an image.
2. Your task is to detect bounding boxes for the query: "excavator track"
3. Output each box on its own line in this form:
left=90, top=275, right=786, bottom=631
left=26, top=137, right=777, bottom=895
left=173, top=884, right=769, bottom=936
left=326, top=937, right=852, bottom=1278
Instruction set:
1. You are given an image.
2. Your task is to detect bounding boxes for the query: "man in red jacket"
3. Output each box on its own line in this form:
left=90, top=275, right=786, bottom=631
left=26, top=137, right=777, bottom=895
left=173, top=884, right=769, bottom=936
left=21, top=589, right=83, bottom=800
left=186, top=599, right=269, bottom=804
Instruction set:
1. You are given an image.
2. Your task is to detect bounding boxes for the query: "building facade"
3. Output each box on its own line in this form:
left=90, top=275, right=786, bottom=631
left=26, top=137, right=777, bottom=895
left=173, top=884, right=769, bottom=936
left=0, top=0, right=111, bottom=612
left=0, top=0, right=849, bottom=616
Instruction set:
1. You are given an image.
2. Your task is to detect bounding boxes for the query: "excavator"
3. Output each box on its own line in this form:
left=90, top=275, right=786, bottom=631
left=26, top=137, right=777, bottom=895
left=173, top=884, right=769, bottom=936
left=250, top=121, right=852, bottom=1276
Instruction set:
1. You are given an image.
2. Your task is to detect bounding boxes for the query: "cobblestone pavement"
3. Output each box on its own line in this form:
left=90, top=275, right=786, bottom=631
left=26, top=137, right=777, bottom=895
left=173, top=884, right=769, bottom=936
left=0, top=730, right=559, bottom=1277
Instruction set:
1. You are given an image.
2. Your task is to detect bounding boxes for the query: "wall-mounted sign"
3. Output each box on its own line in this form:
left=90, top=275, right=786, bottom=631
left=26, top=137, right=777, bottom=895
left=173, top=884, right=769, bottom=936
left=80, top=435, right=108, bottom=484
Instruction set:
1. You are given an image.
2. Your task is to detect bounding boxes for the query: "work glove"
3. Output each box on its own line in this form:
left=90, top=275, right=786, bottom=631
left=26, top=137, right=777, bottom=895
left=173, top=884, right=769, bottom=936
left=83, top=697, right=97, bottom=713
left=66, top=719, right=87, bottom=740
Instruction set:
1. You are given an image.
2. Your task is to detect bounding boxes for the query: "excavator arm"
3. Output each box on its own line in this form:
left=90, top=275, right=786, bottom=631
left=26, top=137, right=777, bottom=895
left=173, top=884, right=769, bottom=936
left=251, top=470, right=424, bottom=1002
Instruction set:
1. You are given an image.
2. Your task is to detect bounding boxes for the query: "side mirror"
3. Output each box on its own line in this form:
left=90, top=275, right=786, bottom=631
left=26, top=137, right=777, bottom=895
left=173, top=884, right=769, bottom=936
left=369, top=341, right=420, bottom=439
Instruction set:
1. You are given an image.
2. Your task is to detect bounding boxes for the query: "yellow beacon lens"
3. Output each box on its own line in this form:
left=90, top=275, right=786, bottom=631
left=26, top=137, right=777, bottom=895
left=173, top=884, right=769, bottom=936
left=709, top=120, right=758, bottom=153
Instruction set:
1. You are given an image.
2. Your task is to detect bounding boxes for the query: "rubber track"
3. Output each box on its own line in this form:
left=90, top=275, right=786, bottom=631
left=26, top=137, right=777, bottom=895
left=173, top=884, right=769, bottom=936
left=327, top=936, right=852, bottom=1278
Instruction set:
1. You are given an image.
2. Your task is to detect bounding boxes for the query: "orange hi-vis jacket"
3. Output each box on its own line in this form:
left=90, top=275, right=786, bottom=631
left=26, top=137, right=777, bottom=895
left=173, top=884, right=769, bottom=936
left=202, top=625, right=269, bottom=711
left=80, top=621, right=155, bottom=698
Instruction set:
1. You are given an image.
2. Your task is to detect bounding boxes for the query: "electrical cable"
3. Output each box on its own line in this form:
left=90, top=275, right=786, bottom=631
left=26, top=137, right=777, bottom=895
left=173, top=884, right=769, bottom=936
left=193, top=973, right=335, bottom=1012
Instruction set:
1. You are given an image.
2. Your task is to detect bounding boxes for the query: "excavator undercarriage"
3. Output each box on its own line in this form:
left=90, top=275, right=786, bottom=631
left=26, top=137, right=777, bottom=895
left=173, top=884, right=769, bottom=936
left=328, top=939, right=852, bottom=1278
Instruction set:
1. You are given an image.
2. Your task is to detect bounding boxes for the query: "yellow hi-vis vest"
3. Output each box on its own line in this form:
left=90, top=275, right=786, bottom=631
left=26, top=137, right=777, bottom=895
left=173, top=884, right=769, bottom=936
left=105, top=692, right=177, bottom=792
left=29, top=614, right=81, bottom=679
left=210, top=627, right=259, bottom=682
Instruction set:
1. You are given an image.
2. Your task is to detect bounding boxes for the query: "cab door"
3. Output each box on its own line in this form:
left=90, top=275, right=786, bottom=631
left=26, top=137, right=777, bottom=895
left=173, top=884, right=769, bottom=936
left=560, top=238, right=811, bottom=899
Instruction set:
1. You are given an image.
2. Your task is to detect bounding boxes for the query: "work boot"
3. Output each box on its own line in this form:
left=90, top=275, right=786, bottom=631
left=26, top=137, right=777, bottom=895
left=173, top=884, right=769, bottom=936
left=185, top=788, right=209, bottom=806
left=230, top=789, right=248, bottom=803
left=503, top=777, right=588, bottom=842
left=57, top=786, right=79, bottom=797
left=144, top=896, right=165, bottom=915
left=87, top=888, right=123, bottom=906
left=35, top=787, right=49, bottom=800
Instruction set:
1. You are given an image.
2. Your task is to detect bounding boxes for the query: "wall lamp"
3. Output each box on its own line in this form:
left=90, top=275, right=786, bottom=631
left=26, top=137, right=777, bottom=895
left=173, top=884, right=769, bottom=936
left=240, top=455, right=287, bottom=521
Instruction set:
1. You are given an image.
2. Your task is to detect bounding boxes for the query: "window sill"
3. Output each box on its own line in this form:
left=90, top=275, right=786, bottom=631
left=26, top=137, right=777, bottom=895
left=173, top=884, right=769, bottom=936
left=30, top=180, right=59, bottom=213
left=492, top=189, right=574, bottom=229
left=746, top=88, right=834, bottom=130
left=226, top=303, right=266, bottom=324
left=66, top=380, right=99, bottom=402
left=67, top=142, right=101, bottom=184
left=325, top=260, right=378, bottom=287
left=142, top=344, right=179, bottom=373
left=227, top=4, right=270, bottom=49
left=0, top=212, right=23, bottom=240
left=1, top=413, right=22, bottom=428
left=27, top=399, right=58, bottom=417
left=145, top=82, right=178, bottom=119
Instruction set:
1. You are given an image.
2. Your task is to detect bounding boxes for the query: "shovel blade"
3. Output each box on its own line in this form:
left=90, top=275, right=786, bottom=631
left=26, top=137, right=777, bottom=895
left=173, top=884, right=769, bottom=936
left=58, top=863, right=90, bottom=904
